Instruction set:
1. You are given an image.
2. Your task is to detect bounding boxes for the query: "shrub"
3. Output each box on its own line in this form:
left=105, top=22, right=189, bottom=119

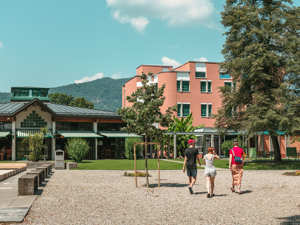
left=221, top=137, right=247, bottom=157
left=65, top=138, right=90, bottom=163
left=125, top=137, right=143, bottom=159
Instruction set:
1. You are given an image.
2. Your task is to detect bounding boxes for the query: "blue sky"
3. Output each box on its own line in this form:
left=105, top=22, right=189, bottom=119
left=0, top=0, right=299, bottom=92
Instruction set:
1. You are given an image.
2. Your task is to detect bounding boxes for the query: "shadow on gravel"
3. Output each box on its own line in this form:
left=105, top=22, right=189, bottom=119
left=193, top=192, right=207, bottom=195
left=276, top=215, right=300, bottom=224
left=144, top=183, right=188, bottom=188
left=242, top=190, right=252, bottom=194
left=211, top=194, right=228, bottom=197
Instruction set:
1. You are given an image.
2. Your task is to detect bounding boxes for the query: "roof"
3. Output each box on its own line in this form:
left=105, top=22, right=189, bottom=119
left=136, top=64, right=173, bottom=69
left=56, top=130, right=101, bottom=138
left=46, top=103, right=120, bottom=118
left=17, top=129, right=53, bottom=138
left=0, top=98, right=121, bottom=118
left=0, top=131, right=11, bottom=137
left=98, top=131, right=142, bottom=138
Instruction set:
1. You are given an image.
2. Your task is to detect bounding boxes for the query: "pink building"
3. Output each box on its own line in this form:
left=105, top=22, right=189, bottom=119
left=122, top=62, right=300, bottom=158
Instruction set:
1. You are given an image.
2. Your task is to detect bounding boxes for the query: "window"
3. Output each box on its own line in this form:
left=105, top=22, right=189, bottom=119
left=111, top=123, right=118, bottom=131
left=196, top=72, right=206, bottom=78
left=155, top=83, right=158, bottom=91
left=177, top=81, right=190, bottom=92
left=225, top=105, right=237, bottom=117
left=86, top=123, right=93, bottom=131
left=225, top=82, right=232, bottom=88
left=201, top=104, right=212, bottom=117
left=118, top=123, right=127, bottom=131
left=201, top=81, right=212, bottom=93
left=97, top=123, right=104, bottom=131
left=21, top=111, right=47, bottom=128
left=177, top=103, right=190, bottom=117
left=103, top=123, right=110, bottom=131
left=78, top=123, right=86, bottom=131
left=40, top=90, right=48, bottom=97
left=183, top=104, right=190, bottom=117
left=177, top=104, right=182, bottom=117
left=32, top=90, right=39, bottom=97
left=182, top=81, right=189, bottom=92
left=70, top=123, right=77, bottom=130
left=0, top=122, right=12, bottom=130
left=225, top=82, right=236, bottom=92
left=21, top=90, right=29, bottom=96
left=63, top=123, right=71, bottom=130
left=56, top=122, right=63, bottom=130
left=14, top=89, right=21, bottom=97
left=177, top=81, right=180, bottom=91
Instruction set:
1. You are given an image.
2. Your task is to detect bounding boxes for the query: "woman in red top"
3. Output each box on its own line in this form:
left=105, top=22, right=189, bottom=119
left=229, top=140, right=245, bottom=194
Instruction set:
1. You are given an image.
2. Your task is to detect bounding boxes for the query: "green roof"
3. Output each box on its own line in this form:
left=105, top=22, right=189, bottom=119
left=98, top=131, right=142, bottom=138
left=17, top=129, right=53, bottom=138
left=56, top=130, right=101, bottom=138
left=0, top=130, right=11, bottom=137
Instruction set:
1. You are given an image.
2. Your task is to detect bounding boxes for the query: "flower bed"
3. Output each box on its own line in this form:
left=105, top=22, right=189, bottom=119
left=124, top=171, right=151, bottom=177
left=283, top=171, right=300, bottom=176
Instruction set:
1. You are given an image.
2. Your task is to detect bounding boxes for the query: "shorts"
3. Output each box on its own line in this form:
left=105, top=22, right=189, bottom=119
left=187, top=168, right=197, bottom=177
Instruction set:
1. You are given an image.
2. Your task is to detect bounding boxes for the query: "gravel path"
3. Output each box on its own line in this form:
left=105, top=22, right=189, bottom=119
left=18, top=170, right=300, bottom=224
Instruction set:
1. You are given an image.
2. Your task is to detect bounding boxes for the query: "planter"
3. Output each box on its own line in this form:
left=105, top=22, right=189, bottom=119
left=283, top=171, right=300, bottom=176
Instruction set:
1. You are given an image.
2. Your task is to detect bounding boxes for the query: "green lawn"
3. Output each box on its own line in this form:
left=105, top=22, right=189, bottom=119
left=173, top=159, right=300, bottom=170
left=72, top=159, right=203, bottom=170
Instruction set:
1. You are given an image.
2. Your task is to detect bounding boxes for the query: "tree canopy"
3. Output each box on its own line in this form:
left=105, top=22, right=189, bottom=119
left=214, top=0, right=300, bottom=162
left=49, top=93, right=94, bottom=109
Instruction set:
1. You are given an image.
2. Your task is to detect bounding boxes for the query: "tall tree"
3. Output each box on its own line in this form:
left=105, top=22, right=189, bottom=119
left=118, top=72, right=176, bottom=187
left=49, top=93, right=74, bottom=105
left=70, top=97, right=94, bottom=109
left=214, top=0, right=300, bottom=162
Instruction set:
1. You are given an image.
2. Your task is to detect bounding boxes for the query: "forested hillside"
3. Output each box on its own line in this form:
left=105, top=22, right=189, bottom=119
left=0, top=77, right=130, bottom=112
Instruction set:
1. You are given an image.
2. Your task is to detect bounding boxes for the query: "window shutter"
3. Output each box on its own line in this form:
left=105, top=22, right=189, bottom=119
left=201, top=82, right=206, bottom=92
left=182, top=81, right=189, bottom=92
left=177, top=104, right=182, bottom=117
left=201, top=105, right=207, bottom=117
left=183, top=104, right=190, bottom=117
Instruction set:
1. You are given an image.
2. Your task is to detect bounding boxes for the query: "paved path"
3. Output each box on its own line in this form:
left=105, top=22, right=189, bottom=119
left=161, top=159, right=228, bottom=171
left=0, top=168, right=53, bottom=223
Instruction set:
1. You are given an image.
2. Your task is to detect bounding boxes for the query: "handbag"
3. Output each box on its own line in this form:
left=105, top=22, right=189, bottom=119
left=231, top=148, right=243, bottom=164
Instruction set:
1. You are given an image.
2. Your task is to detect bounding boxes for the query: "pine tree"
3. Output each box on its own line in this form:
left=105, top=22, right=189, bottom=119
left=117, top=72, right=176, bottom=187
left=214, top=0, right=300, bottom=162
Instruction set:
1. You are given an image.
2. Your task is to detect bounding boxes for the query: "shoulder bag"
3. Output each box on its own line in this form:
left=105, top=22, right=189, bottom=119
left=231, top=148, right=243, bottom=164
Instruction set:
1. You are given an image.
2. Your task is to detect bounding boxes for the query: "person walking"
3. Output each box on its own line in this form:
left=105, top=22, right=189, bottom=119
left=229, top=140, right=245, bottom=194
left=203, top=147, right=220, bottom=198
left=1, top=146, right=7, bottom=160
left=183, top=140, right=201, bottom=194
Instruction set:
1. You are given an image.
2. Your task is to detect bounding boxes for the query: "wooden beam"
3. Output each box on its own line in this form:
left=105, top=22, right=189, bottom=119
left=0, top=117, right=14, bottom=122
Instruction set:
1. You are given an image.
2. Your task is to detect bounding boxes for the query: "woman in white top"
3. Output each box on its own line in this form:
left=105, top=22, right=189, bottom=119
left=203, top=147, right=220, bottom=198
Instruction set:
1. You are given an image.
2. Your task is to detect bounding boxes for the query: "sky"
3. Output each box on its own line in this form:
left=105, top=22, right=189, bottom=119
left=0, top=0, right=299, bottom=92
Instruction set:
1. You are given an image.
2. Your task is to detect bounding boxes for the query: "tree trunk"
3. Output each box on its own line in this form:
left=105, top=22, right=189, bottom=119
left=271, top=136, right=281, bottom=162
left=145, top=135, right=149, bottom=188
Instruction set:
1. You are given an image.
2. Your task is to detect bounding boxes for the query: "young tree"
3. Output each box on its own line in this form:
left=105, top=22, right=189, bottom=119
left=118, top=72, right=176, bottom=187
left=70, top=97, right=94, bottom=109
left=214, top=0, right=300, bottom=162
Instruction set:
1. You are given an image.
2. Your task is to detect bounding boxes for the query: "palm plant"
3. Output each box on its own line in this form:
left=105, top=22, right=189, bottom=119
left=21, top=126, right=48, bottom=162
left=168, top=113, right=205, bottom=156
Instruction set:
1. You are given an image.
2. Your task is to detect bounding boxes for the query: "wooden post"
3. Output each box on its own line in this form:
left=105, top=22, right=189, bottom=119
left=134, top=143, right=137, bottom=188
left=168, top=135, right=170, bottom=159
left=158, top=144, right=160, bottom=188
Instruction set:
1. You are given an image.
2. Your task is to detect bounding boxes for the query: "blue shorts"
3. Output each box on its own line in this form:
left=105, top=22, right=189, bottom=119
left=187, top=168, right=197, bottom=177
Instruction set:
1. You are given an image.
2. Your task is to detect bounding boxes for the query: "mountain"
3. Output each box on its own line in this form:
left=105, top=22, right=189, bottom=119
left=0, top=77, right=131, bottom=112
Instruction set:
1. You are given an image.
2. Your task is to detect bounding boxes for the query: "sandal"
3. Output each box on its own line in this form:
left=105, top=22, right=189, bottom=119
left=238, top=191, right=243, bottom=195
left=230, top=187, right=235, bottom=192
left=211, top=194, right=215, bottom=197
left=207, top=193, right=210, bottom=198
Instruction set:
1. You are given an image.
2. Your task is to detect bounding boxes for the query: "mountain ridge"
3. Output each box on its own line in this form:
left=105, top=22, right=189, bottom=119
left=0, top=77, right=131, bottom=112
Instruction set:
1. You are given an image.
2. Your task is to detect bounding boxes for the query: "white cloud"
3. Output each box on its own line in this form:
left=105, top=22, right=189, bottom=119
left=74, top=73, right=104, bottom=84
left=169, top=45, right=179, bottom=49
left=194, top=57, right=208, bottom=62
left=111, top=73, right=121, bottom=79
left=0, top=42, right=3, bottom=48
left=161, top=56, right=181, bottom=68
left=107, top=0, right=217, bottom=31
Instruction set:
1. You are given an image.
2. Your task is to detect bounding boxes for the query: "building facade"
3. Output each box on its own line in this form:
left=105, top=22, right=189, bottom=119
left=0, top=87, right=141, bottom=161
left=122, top=62, right=300, bottom=157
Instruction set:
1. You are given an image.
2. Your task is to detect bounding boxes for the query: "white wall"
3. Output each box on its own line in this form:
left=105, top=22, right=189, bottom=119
left=16, top=105, right=52, bottom=129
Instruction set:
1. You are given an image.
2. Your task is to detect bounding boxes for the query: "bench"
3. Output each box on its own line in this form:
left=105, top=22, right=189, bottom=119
left=24, top=155, right=48, bottom=161
left=18, top=174, right=38, bottom=195
left=41, top=164, right=52, bottom=176
left=35, top=167, right=47, bottom=179
left=26, top=170, right=44, bottom=185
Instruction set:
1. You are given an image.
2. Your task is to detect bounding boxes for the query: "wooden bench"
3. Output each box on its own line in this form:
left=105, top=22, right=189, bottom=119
left=18, top=174, right=38, bottom=195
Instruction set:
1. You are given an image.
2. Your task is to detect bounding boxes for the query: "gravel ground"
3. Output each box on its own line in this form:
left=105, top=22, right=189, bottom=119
left=19, top=170, right=300, bottom=225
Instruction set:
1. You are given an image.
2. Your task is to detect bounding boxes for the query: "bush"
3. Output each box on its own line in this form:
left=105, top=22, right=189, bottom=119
left=65, top=138, right=90, bottom=163
left=125, top=137, right=143, bottom=160
left=221, top=137, right=247, bottom=157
